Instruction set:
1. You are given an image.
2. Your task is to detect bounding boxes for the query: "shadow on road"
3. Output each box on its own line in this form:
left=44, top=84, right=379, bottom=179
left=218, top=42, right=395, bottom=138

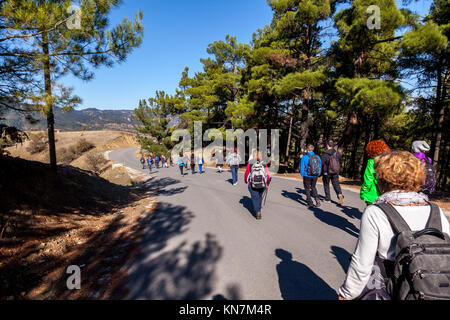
left=330, top=246, right=352, bottom=273
left=143, top=176, right=188, bottom=197
left=281, top=190, right=309, bottom=206
left=239, top=196, right=256, bottom=218
left=339, top=206, right=363, bottom=220
left=310, top=207, right=360, bottom=238
left=127, top=233, right=222, bottom=299
left=212, top=284, right=242, bottom=300
left=275, top=249, right=337, bottom=300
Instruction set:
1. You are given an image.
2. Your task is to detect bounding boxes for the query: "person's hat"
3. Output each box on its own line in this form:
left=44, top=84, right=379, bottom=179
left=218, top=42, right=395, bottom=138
left=412, top=140, right=430, bottom=153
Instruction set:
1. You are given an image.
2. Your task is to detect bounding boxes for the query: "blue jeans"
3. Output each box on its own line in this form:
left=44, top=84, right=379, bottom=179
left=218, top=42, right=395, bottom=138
left=198, top=164, right=203, bottom=173
left=231, top=165, right=239, bottom=184
left=248, top=184, right=265, bottom=214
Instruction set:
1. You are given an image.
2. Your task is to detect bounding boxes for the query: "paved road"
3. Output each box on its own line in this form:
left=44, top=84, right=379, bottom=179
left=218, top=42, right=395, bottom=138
left=109, top=148, right=366, bottom=300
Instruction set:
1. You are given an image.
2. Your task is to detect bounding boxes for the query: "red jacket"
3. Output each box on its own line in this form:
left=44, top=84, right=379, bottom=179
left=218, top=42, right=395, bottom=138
left=244, top=161, right=270, bottom=185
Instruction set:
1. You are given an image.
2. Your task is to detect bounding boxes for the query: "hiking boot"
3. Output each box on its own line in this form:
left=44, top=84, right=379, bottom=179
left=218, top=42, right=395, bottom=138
left=256, top=211, right=262, bottom=220
left=338, top=194, right=344, bottom=206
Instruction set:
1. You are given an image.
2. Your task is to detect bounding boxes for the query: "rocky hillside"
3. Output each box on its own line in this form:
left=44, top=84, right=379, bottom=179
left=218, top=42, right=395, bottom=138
left=4, top=107, right=136, bottom=132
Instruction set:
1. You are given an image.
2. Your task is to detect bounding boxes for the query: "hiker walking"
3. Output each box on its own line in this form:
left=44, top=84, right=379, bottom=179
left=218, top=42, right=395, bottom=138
left=322, top=140, right=344, bottom=205
left=155, top=155, right=160, bottom=169
left=161, top=155, right=167, bottom=168
left=147, top=156, right=153, bottom=173
left=300, top=144, right=322, bottom=208
left=176, top=152, right=185, bottom=177
left=140, top=155, right=146, bottom=169
left=244, top=151, right=270, bottom=220
left=412, top=141, right=436, bottom=195
left=360, top=140, right=391, bottom=205
left=216, top=148, right=224, bottom=173
left=339, top=151, right=450, bottom=300
left=198, top=155, right=205, bottom=174
left=226, top=147, right=242, bottom=185
left=190, top=153, right=196, bottom=173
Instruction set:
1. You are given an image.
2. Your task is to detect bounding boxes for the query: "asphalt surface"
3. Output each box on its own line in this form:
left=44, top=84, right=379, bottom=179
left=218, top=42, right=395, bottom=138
left=109, top=148, right=367, bottom=300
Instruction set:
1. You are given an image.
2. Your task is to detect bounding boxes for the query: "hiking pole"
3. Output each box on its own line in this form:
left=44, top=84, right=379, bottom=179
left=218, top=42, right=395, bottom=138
left=263, top=177, right=272, bottom=207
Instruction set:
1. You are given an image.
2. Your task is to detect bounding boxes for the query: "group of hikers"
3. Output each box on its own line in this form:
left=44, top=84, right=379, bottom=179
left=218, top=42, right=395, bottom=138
left=140, top=154, right=170, bottom=172
left=139, top=139, right=449, bottom=300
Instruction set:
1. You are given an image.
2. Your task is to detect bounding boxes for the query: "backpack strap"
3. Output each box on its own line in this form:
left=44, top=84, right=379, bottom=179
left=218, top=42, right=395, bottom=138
left=425, top=202, right=443, bottom=232
left=375, top=203, right=412, bottom=234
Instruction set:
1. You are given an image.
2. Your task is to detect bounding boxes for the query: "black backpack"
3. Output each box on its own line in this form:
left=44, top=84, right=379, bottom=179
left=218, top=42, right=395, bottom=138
left=422, top=158, right=437, bottom=195
left=376, top=202, right=450, bottom=300
left=307, top=155, right=321, bottom=176
left=328, top=151, right=341, bottom=175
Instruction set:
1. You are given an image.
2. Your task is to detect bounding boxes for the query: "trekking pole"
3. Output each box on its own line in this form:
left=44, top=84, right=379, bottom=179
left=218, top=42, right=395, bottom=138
left=263, top=177, right=272, bottom=207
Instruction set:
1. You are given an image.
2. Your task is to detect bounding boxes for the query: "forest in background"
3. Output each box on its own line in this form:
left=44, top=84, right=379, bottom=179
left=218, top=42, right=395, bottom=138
left=134, top=0, right=449, bottom=190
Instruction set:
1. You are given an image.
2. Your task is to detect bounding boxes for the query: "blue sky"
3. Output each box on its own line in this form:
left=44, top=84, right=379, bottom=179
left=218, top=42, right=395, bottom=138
left=65, top=0, right=432, bottom=111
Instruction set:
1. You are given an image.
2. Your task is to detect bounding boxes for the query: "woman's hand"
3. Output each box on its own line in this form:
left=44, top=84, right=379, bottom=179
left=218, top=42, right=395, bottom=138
left=338, top=295, right=347, bottom=301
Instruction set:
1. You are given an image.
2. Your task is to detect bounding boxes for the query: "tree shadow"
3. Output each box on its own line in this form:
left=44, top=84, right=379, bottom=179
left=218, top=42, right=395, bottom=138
left=142, top=176, right=188, bottom=197
left=212, top=284, right=242, bottom=300
left=275, top=249, right=337, bottom=300
left=126, top=233, right=223, bottom=300
left=310, top=207, right=359, bottom=238
left=330, top=246, right=352, bottom=273
left=239, top=196, right=256, bottom=218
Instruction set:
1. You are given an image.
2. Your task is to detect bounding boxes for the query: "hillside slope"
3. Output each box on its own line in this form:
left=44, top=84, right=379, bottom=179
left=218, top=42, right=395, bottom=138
left=4, top=107, right=136, bottom=132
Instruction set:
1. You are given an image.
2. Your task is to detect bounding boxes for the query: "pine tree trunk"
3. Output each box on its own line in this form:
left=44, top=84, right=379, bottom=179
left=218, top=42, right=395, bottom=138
left=338, top=111, right=358, bottom=154
left=43, top=32, right=57, bottom=172
left=433, top=66, right=448, bottom=169
left=285, top=114, right=293, bottom=167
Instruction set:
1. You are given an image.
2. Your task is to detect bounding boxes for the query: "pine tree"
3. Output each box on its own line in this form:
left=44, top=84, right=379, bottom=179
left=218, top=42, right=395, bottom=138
left=0, top=0, right=144, bottom=171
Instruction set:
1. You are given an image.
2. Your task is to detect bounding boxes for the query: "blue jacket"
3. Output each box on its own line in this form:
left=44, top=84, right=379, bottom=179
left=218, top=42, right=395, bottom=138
left=300, top=152, right=322, bottom=178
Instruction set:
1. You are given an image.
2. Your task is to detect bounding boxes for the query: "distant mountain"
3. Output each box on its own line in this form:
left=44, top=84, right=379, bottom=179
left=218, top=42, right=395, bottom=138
left=4, top=107, right=137, bottom=132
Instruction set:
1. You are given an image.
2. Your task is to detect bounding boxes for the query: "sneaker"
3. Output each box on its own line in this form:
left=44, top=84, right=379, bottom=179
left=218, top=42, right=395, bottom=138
left=256, top=211, right=262, bottom=220
left=315, top=200, right=321, bottom=208
left=324, top=200, right=331, bottom=204
left=338, top=194, right=344, bottom=206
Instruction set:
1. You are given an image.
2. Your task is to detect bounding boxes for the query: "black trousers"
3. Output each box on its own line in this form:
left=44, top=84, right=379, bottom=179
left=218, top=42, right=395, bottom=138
left=323, top=174, right=343, bottom=201
left=179, top=166, right=184, bottom=175
left=303, top=177, right=319, bottom=205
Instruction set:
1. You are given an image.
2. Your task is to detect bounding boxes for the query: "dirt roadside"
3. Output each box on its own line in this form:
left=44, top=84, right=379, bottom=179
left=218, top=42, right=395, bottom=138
left=0, top=132, right=157, bottom=300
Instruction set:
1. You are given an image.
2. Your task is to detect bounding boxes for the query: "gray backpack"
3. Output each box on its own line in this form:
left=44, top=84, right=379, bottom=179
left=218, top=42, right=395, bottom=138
left=249, top=160, right=267, bottom=189
left=376, top=203, right=450, bottom=300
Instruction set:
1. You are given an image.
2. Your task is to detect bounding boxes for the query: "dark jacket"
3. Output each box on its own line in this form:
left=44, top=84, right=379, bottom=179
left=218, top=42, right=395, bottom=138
left=322, top=148, right=342, bottom=175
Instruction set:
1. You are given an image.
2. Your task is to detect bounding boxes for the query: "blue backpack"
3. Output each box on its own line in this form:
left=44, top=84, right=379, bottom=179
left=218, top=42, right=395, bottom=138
left=307, top=155, right=321, bottom=176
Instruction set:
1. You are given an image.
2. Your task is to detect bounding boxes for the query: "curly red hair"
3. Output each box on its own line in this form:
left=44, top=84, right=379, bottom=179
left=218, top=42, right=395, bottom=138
left=366, top=140, right=391, bottom=158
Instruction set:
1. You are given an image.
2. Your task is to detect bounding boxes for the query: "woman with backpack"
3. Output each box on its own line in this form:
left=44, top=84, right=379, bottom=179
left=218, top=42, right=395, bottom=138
left=360, top=140, right=391, bottom=205
left=226, top=148, right=242, bottom=185
left=176, top=152, right=185, bottom=177
left=244, top=151, right=270, bottom=220
left=339, top=151, right=450, bottom=300
left=190, top=153, right=196, bottom=173
left=412, top=141, right=436, bottom=195
left=197, top=155, right=205, bottom=174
